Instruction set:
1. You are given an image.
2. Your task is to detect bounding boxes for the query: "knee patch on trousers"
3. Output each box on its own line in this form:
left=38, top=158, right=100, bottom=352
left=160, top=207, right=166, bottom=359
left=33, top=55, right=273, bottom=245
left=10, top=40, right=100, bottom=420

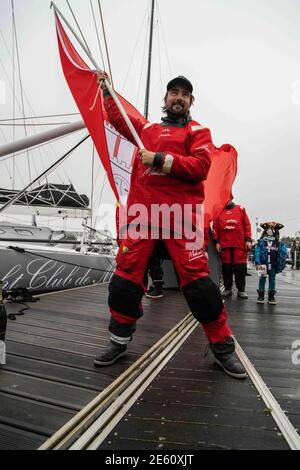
left=182, top=276, right=224, bottom=324
left=108, top=274, right=144, bottom=319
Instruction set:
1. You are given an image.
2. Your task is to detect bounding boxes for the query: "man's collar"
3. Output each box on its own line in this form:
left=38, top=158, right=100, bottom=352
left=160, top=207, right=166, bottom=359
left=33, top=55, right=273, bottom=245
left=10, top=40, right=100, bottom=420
left=161, top=110, right=192, bottom=126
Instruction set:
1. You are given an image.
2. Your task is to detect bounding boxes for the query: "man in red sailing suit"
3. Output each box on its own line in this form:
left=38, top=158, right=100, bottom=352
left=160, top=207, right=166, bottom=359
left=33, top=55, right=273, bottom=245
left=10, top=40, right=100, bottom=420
left=213, top=200, right=252, bottom=298
left=94, top=73, right=246, bottom=379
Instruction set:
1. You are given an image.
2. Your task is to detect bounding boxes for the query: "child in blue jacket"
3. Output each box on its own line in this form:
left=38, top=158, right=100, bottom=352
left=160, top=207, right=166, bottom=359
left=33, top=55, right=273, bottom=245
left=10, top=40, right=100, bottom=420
left=255, top=222, right=287, bottom=305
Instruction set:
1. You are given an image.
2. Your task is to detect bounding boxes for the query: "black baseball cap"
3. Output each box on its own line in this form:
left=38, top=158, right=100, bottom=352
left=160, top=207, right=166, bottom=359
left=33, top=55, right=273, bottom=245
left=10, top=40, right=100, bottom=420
left=167, top=76, right=193, bottom=93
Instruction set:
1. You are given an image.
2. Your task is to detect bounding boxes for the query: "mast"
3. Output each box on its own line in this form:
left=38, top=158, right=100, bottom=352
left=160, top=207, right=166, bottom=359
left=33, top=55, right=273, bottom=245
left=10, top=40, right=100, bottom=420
left=143, top=0, right=155, bottom=120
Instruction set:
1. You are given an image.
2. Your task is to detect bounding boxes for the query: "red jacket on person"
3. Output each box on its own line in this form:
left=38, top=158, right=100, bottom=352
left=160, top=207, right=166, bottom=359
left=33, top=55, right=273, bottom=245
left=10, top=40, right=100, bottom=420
left=104, top=95, right=213, bottom=235
left=213, top=204, right=252, bottom=249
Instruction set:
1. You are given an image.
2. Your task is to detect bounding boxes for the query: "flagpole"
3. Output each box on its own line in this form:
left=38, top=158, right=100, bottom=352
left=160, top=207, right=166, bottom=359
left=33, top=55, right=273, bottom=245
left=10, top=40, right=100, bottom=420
left=51, top=2, right=144, bottom=150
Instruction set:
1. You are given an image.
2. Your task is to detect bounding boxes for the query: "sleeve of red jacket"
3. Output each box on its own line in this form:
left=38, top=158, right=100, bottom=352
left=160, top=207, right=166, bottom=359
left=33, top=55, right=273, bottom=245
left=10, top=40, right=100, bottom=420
left=242, top=208, right=252, bottom=241
left=161, top=127, right=213, bottom=183
left=104, top=95, right=145, bottom=145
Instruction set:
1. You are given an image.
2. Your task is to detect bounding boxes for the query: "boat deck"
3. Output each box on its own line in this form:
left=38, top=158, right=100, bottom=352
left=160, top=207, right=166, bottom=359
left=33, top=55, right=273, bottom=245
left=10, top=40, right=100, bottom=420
left=0, top=266, right=300, bottom=450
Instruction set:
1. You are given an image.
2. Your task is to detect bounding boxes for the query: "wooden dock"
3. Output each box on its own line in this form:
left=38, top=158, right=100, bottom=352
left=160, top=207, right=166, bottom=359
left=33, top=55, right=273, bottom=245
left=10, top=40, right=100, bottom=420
left=0, top=265, right=300, bottom=450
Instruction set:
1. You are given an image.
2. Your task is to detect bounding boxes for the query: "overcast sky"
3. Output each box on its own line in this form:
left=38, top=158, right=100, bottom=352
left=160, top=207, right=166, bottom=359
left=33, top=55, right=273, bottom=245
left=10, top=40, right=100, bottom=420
left=1, top=0, right=300, bottom=237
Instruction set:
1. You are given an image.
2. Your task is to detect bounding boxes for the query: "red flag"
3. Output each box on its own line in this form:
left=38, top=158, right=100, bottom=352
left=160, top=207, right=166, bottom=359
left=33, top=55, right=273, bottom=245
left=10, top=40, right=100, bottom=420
left=204, top=144, right=238, bottom=227
left=54, top=12, right=147, bottom=201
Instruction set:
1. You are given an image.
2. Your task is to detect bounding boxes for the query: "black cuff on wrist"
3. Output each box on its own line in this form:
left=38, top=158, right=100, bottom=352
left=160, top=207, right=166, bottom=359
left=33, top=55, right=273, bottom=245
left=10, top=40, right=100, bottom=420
left=153, top=152, right=164, bottom=168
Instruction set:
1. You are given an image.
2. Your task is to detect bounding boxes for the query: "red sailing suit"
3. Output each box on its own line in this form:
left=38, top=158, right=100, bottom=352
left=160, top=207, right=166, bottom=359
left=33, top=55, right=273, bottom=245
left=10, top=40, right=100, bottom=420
left=104, top=95, right=232, bottom=345
left=213, top=204, right=252, bottom=264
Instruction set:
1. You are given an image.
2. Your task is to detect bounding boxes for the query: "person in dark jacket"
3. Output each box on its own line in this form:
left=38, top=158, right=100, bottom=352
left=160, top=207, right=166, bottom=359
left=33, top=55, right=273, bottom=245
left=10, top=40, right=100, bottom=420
left=255, top=222, right=287, bottom=305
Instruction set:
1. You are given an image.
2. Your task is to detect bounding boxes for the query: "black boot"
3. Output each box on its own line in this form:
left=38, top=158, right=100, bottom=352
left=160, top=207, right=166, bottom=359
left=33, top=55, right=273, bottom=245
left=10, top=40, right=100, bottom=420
left=94, top=341, right=127, bottom=367
left=268, top=290, right=277, bottom=305
left=146, top=283, right=164, bottom=299
left=210, top=337, right=247, bottom=379
left=257, top=289, right=265, bottom=304
left=221, top=289, right=233, bottom=298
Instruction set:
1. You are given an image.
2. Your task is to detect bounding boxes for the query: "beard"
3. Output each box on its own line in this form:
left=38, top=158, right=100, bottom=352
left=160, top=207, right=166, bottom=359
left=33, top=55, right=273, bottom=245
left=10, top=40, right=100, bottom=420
left=167, top=101, right=188, bottom=115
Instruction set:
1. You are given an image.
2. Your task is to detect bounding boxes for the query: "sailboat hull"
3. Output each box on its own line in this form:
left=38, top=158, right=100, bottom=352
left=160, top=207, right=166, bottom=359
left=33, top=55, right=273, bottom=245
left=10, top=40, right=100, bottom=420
left=0, top=243, right=115, bottom=294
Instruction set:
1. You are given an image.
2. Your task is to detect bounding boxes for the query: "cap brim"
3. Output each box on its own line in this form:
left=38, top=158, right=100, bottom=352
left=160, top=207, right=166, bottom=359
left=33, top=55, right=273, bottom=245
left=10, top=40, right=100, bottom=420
left=167, top=78, right=192, bottom=93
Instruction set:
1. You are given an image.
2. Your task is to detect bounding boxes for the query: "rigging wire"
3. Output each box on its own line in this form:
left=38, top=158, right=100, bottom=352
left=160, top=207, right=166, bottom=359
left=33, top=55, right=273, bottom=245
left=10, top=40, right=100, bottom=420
left=0, top=129, right=14, bottom=185
left=156, top=2, right=172, bottom=77
left=0, top=112, right=80, bottom=122
left=90, top=0, right=106, bottom=69
left=0, top=33, right=69, bottom=185
left=65, top=0, right=92, bottom=54
left=97, top=0, right=114, bottom=86
left=156, top=20, right=164, bottom=99
left=90, top=143, right=95, bottom=227
left=0, top=122, right=71, bottom=127
left=0, top=134, right=90, bottom=214
left=11, top=0, right=32, bottom=182
left=93, top=171, right=107, bottom=230
left=121, top=2, right=149, bottom=94
left=136, top=8, right=151, bottom=109
left=90, top=163, right=101, bottom=225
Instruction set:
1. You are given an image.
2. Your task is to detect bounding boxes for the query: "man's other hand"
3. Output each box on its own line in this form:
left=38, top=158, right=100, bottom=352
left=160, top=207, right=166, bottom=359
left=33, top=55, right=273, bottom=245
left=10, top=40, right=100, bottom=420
left=245, top=241, right=252, bottom=251
left=96, top=71, right=110, bottom=90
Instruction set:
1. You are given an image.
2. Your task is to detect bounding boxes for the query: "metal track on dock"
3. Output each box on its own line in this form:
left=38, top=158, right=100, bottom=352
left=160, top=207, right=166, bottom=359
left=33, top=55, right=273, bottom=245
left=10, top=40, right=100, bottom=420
left=39, top=313, right=300, bottom=450
left=39, top=313, right=198, bottom=450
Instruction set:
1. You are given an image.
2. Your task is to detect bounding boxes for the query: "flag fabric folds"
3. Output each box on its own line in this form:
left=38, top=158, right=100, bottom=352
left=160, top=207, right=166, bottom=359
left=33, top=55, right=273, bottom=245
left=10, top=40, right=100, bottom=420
left=204, top=143, right=238, bottom=227
left=54, top=12, right=146, bottom=203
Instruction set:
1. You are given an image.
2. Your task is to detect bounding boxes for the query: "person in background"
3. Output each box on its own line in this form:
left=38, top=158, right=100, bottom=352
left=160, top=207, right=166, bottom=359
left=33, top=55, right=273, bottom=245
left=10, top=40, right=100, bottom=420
left=255, top=222, right=287, bottom=305
left=213, top=199, right=252, bottom=299
left=145, top=257, right=164, bottom=298
left=145, top=241, right=168, bottom=299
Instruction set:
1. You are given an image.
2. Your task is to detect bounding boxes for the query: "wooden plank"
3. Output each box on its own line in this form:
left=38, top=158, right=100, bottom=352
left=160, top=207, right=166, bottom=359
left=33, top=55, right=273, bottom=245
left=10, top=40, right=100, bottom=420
left=0, top=283, right=191, bottom=450
left=0, top=370, right=96, bottom=409
left=0, top=423, right=46, bottom=450
left=100, top=415, right=289, bottom=450
left=0, top=392, right=75, bottom=436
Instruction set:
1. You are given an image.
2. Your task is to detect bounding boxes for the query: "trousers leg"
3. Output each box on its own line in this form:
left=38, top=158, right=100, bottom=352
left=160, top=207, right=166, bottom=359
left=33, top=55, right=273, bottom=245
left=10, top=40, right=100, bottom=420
left=220, top=248, right=233, bottom=290
left=232, top=248, right=248, bottom=292
left=164, top=238, right=232, bottom=344
left=258, top=275, right=267, bottom=291
left=108, top=234, right=156, bottom=345
left=268, top=268, right=276, bottom=291
left=222, top=263, right=233, bottom=290
left=233, top=263, right=247, bottom=291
